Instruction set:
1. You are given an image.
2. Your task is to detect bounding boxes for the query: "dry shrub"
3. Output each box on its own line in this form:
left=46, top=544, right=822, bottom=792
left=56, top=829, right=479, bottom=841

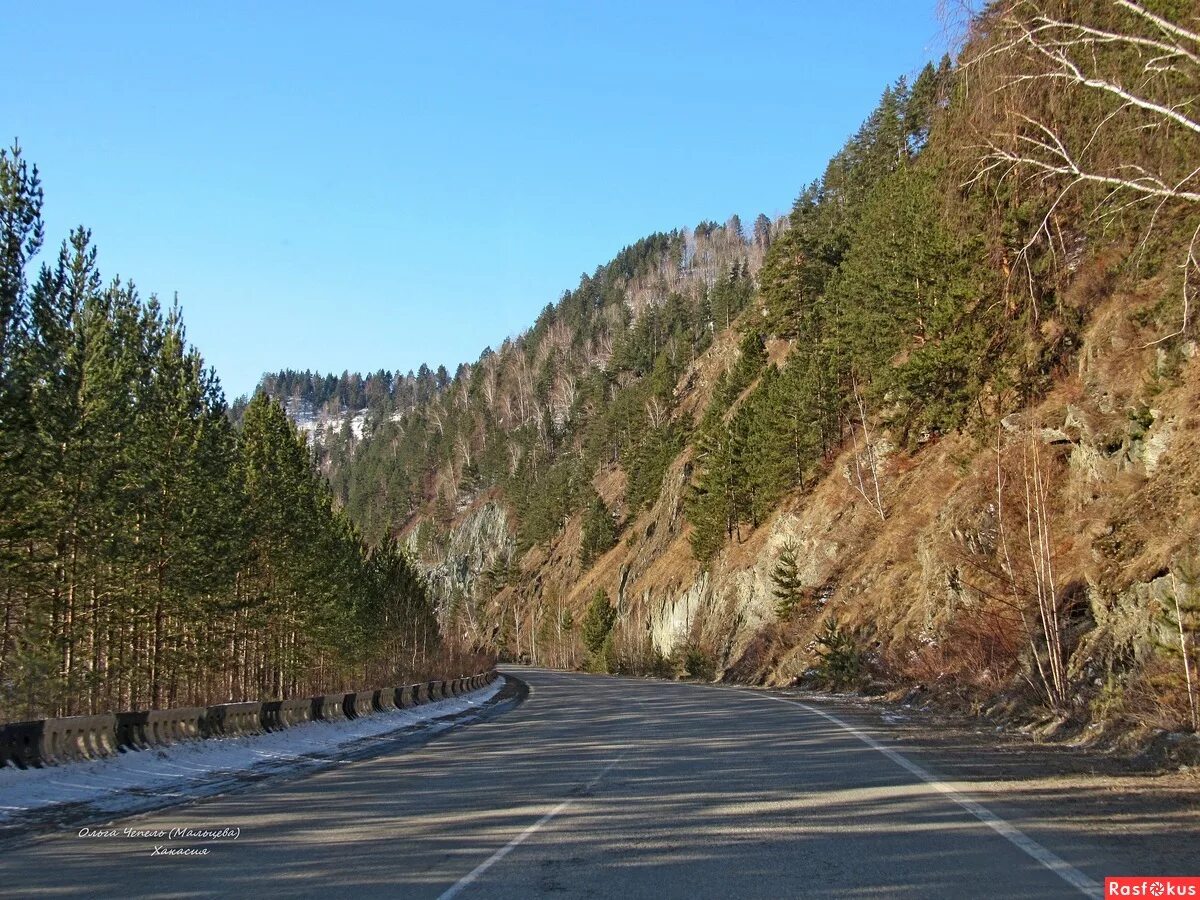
left=607, top=625, right=670, bottom=678
left=397, top=645, right=496, bottom=685
left=674, top=642, right=717, bottom=681
left=723, top=623, right=787, bottom=684
left=900, top=601, right=1024, bottom=697
left=1121, top=656, right=1200, bottom=733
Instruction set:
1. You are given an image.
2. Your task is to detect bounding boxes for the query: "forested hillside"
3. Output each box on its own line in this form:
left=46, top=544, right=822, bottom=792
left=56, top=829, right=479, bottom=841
left=259, top=216, right=776, bottom=546
left=0, top=147, right=472, bottom=723
left=262, top=0, right=1200, bottom=739
left=265, top=0, right=1200, bottom=740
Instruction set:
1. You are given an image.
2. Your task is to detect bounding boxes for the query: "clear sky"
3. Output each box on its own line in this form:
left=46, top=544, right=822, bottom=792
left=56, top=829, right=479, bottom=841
left=5, top=1, right=956, bottom=399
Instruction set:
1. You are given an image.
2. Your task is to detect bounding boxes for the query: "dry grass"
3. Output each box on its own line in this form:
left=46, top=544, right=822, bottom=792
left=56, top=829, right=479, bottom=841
left=593, top=464, right=627, bottom=510
left=673, top=325, right=740, bottom=424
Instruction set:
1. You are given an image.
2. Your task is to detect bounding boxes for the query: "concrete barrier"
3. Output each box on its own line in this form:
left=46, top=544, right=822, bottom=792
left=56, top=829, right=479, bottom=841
left=148, top=707, right=204, bottom=745
left=311, top=695, right=346, bottom=722
left=280, top=698, right=313, bottom=728
left=262, top=698, right=312, bottom=731
left=38, top=714, right=117, bottom=765
left=355, top=691, right=375, bottom=718
left=115, top=711, right=150, bottom=751
left=204, top=702, right=263, bottom=738
left=1, top=668, right=495, bottom=768
left=261, top=700, right=285, bottom=732
left=342, top=691, right=374, bottom=720
left=0, top=720, right=46, bottom=768
left=115, top=707, right=205, bottom=750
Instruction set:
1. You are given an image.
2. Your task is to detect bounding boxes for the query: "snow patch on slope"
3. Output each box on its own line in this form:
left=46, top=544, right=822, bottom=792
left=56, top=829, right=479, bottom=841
left=285, top=399, right=405, bottom=443
left=286, top=398, right=371, bottom=440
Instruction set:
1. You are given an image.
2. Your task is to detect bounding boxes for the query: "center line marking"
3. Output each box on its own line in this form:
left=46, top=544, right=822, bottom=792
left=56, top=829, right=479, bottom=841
left=438, top=676, right=637, bottom=900
left=437, top=753, right=624, bottom=900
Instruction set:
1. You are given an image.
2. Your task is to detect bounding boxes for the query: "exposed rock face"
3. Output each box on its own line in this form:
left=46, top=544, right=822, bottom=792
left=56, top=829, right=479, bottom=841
left=615, top=504, right=855, bottom=681
left=408, top=501, right=515, bottom=612
left=644, top=573, right=711, bottom=656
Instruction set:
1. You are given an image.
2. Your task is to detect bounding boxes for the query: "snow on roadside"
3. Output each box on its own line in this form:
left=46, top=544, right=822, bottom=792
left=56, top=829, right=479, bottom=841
left=0, top=679, right=504, bottom=826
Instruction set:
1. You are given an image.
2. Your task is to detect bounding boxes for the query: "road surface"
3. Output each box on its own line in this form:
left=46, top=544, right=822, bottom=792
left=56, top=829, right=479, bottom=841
left=2, top=668, right=1195, bottom=898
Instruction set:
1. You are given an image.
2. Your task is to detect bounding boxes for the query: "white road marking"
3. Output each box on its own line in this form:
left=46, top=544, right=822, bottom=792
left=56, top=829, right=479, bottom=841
left=460, top=672, right=1100, bottom=898
left=436, top=753, right=625, bottom=900
left=756, top=692, right=1102, bottom=899
left=438, top=672, right=636, bottom=900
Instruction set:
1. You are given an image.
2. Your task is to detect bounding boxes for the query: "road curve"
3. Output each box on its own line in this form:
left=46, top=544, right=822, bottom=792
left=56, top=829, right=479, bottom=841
left=1, top=668, right=1192, bottom=898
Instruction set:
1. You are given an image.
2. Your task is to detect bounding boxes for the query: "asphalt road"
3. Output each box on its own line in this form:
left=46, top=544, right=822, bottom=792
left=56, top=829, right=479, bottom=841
left=1, top=668, right=1193, bottom=898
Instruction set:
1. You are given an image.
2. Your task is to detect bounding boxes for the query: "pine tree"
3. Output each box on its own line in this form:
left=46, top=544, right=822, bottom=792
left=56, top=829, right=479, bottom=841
left=581, top=589, right=617, bottom=659
left=826, top=164, right=985, bottom=443
left=752, top=213, right=772, bottom=252
left=580, top=491, right=617, bottom=566
left=0, top=149, right=447, bottom=717
left=771, top=544, right=805, bottom=618
left=0, top=144, right=48, bottom=711
left=627, top=422, right=682, bottom=512
left=742, top=417, right=780, bottom=522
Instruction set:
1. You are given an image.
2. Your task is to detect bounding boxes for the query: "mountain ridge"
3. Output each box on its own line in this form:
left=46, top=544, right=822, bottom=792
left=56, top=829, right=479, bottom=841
left=257, top=1, right=1200, bottom=744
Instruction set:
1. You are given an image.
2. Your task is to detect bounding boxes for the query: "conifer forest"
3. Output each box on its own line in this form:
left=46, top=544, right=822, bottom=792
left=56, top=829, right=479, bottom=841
left=0, top=148, right=448, bottom=720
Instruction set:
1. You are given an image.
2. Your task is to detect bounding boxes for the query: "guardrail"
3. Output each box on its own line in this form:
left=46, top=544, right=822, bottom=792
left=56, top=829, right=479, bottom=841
left=0, top=669, right=498, bottom=769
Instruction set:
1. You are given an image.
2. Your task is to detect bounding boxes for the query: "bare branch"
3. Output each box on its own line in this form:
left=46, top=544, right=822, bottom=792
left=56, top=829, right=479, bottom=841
left=1027, top=14, right=1200, bottom=67
left=1142, top=220, right=1200, bottom=346
left=846, top=378, right=886, bottom=522
left=965, top=0, right=1200, bottom=344
left=1115, top=0, right=1200, bottom=49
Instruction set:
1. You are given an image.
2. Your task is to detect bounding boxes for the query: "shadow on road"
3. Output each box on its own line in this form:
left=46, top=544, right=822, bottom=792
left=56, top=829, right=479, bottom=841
left=0, top=668, right=1194, bottom=899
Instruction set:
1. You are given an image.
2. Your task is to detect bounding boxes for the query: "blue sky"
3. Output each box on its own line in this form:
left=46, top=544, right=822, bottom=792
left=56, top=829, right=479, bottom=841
left=6, top=1, right=956, bottom=398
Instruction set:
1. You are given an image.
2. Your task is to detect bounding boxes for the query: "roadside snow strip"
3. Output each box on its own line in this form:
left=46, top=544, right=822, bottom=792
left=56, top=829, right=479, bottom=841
left=0, top=678, right=504, bottom=828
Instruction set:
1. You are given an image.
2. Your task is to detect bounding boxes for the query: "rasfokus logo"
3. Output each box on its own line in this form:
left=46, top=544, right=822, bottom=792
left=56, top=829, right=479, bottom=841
left=1106, top=878, right=1200, bottom=897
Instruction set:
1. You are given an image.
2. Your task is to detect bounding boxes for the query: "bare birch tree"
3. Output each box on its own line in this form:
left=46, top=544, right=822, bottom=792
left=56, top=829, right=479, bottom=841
left=1169, top=570, right=1199, bottom=730
left=846, top=378, right=886, bottom=521
left=992, top=421, right=1070, bottom=710
left=645, top=395, right=668, bottom=430
left=965, top=0, right=1200, bottom=337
